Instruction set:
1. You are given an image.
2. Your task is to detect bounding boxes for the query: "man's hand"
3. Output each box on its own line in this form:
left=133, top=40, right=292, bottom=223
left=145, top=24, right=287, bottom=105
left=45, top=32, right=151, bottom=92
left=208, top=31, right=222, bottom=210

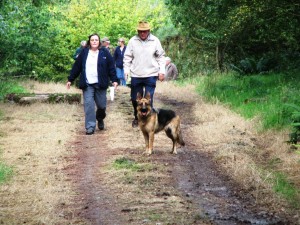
left=158, top=73, right=165, bottom=81
left=112, top=82, right=118, bottom=89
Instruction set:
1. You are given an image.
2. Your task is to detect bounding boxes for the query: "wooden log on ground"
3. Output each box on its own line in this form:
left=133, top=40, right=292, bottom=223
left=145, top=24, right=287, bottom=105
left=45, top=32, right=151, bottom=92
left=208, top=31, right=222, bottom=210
left=5, top=93, right=81, bottom=104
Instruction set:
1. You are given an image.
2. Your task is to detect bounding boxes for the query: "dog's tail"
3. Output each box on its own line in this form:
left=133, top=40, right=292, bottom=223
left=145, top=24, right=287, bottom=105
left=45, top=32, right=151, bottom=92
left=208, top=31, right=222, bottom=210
left=178, top=133, right=185, bottom=146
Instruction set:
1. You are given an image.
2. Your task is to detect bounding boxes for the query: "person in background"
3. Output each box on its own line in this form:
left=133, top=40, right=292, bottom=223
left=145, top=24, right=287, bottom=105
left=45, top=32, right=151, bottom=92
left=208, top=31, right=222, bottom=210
left=113, top=38, right=127, bottom=86
left=165, top=57, right=178, bottom=80
left=67, top=33, right=118, bottom=135
left=73, top=40, right=87, bottom=60
left=123, top=21, right=165, bottom=127
left=101, top=37, right=115, bottom=56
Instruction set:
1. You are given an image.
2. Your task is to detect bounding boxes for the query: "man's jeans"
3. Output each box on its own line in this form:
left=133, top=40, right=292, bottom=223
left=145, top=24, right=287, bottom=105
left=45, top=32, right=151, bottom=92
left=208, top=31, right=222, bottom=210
left=130, top=76, right=157, bottom=103
left=116, top=67, right=126, bottom=86
left=130, top=76, right=157, bottom=119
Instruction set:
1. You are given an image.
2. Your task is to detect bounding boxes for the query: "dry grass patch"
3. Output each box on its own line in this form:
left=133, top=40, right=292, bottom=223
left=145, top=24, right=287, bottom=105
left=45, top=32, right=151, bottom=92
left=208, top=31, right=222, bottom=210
left=20, top=80, right=81, bottom=94
left=0, top=81, right=83, bottom=224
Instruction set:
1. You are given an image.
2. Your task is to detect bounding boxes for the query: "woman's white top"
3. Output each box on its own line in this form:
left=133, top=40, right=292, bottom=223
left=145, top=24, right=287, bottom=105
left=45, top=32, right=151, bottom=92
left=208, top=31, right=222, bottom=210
left=86, top=50, right=99, bottom=84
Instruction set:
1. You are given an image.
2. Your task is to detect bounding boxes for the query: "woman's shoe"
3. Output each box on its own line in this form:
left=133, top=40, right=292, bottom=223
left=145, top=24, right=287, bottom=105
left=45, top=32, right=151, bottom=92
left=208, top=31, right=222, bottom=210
left=86, top=128, right=94, bottom=135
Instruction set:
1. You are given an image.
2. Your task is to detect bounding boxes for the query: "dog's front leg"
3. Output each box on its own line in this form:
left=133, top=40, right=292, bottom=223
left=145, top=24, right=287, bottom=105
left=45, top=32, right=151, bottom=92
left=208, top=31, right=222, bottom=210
left=148, top=131, right=155, bottom=155
left=142, top=131, right=150, bottom=154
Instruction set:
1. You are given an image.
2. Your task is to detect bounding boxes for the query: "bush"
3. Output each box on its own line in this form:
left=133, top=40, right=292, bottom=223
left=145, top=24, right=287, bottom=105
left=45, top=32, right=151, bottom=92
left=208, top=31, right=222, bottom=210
left=285, top=104, right=300, bottom=144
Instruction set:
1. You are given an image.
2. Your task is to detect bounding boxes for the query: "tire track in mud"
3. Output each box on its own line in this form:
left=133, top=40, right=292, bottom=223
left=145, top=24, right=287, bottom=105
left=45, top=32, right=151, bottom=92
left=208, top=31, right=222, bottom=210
left=65, top=132, right=128, bottom=225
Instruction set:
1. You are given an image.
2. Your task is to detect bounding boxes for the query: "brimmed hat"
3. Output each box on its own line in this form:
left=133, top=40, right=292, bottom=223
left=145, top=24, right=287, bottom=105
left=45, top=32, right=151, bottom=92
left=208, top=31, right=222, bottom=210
left=101, top=37, right=110, bottom=43
left=137, top=21, right=151, bottom=31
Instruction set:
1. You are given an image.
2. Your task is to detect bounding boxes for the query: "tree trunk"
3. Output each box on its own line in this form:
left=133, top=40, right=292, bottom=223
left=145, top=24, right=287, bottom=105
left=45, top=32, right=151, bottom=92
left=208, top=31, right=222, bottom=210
left=5, top=93, right=81, bottom=104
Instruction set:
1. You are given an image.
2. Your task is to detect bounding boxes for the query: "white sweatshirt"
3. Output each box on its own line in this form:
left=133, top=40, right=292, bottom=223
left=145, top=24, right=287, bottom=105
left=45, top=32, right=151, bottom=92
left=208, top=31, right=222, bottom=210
left=123, top=34, right=165, bottom=78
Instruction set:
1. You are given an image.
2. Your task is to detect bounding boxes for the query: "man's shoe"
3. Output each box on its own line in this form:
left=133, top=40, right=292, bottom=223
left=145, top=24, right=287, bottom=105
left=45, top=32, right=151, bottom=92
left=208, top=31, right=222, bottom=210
left=86, top=128, right=94, bottom=135
left=132, top=119, right=138, bottom=128
left=98, top=119, right=104, bottom=130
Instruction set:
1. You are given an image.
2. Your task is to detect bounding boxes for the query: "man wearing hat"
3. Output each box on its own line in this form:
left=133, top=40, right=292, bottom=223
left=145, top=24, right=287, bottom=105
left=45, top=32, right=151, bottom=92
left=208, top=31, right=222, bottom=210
left=101, top=37, right=114, bottom=55
left=124, top=21, right=166, bottom=127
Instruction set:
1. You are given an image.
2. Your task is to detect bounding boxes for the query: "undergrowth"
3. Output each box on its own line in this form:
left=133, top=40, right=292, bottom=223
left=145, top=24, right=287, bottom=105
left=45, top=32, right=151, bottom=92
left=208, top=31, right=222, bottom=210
left=197, top=72, right=300, bottom=131
left=0, top=79, right=27, bottom=101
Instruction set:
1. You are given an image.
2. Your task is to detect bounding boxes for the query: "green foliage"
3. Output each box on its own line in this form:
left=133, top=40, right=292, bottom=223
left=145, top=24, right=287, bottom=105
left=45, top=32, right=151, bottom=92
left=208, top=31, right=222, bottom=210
left=199, top=72, right=300, bottom=130
left=165, top=0, right=300, bottom=72
left=230, top=57, right=278, bottom=75
left=0, top=0, right=168, bottom=81
left=42, top=0, right=168, bottom=81
left=2, top=0, right=299, bottom=80
left=231, top=52, right=300, bottom=75
left=155, top=17, right=178, bottom=40
left=163, top=36, right=216, bottom=80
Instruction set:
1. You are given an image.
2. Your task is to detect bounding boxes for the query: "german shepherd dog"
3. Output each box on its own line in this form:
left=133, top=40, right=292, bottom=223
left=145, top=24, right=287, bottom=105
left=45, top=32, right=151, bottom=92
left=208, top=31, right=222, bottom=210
left=136, top=92, right=185, bottom=155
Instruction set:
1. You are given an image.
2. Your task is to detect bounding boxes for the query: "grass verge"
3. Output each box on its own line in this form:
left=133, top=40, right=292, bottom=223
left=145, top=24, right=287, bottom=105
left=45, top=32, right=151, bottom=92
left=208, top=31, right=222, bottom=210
left=273, top=172, right=300, bottom=209
left=198, top=72, right=300, bottom=131
left=0, top=79, right=28, bottom=101
left=176, top=73, right=300, bottom=212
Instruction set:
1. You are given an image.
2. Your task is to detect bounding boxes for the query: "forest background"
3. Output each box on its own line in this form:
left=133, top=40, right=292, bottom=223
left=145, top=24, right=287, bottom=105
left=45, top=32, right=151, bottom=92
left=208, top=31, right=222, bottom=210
left=0, top=0, right=298, bottom=79
left=0, top=0, right=300, bottom=212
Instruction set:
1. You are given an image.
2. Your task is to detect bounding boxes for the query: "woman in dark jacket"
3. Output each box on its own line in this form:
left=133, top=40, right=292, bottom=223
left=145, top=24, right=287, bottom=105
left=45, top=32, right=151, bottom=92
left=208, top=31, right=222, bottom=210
left=113, top=38, right=126, bottom=86
left=67, top=33, right=118, bottom=135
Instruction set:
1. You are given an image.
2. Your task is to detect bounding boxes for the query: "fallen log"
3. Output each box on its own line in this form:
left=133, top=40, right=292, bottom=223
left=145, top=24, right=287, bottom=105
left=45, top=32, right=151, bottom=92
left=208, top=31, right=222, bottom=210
left=5, top=93, right=81, bottom=104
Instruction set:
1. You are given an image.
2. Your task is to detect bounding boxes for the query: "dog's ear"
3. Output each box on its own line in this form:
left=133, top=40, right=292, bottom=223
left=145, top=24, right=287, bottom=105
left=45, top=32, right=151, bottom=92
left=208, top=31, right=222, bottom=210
left=136, top=92, right=142, bottom=101
left=145, top=92, right=151, bottom=100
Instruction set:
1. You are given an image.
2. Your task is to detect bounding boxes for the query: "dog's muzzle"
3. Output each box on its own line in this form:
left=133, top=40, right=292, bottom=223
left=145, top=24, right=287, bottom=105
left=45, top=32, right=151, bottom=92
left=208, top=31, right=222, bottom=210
left=141, top=108, right=148, bottom=116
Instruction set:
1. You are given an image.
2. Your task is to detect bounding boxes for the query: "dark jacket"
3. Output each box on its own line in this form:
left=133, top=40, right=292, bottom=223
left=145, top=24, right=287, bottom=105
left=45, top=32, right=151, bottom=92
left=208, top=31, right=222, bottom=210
left=68, top=47, right=117, bottom=90
left=72, top=47, right=83, bottom=60
left=113, top=45, right=126, bottom=69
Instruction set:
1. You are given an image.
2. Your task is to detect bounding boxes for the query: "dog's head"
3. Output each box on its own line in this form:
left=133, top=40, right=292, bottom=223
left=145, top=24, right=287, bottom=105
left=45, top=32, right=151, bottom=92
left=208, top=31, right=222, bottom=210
left=136, top=92, right=151, bottom=118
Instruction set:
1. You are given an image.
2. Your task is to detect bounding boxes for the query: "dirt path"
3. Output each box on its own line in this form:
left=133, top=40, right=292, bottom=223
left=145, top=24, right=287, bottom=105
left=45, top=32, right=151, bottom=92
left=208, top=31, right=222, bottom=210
left=62, top=84, right=295, bottom=225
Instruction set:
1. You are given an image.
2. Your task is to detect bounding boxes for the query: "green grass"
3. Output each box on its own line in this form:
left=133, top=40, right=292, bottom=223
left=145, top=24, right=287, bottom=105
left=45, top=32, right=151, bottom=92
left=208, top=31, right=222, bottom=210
left=112, top=157, right=156, bottom=172
left=196, top=72, right=300, bottom=130
left=273, top=172, right=300, bottom=208
left=112, top=157, right=142, bottom=171
left=0, top=110, right=3, bottom=120
left=0, top=162, right=13, bottom=184
left=0, top=79, right=27, bottom=101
